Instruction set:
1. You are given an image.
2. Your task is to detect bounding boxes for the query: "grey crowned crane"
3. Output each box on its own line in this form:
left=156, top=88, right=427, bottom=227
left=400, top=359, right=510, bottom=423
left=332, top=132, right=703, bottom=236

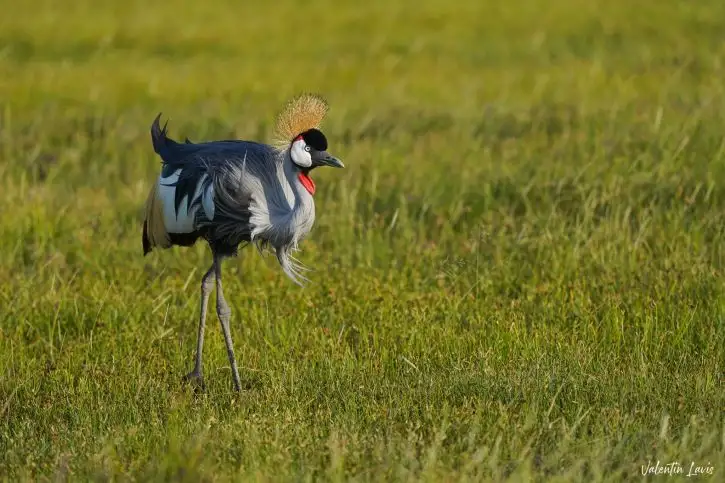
left=142, top=94, right=344, bottom=391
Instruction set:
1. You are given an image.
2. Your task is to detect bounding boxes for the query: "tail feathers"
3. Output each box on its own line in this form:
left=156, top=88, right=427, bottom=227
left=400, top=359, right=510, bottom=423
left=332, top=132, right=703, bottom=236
left=143, top=180, right=171, bottom=254
left=150, top=113, right=180, bottom=159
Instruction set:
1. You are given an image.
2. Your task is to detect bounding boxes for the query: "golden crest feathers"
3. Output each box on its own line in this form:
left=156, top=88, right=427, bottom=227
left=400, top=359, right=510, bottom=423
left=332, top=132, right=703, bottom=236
left=273, top=93, right=329, bottom=146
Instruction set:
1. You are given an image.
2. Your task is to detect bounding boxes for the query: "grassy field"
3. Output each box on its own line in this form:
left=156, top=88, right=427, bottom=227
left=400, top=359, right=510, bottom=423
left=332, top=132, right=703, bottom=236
left=1, top=0, right=724, bottom=480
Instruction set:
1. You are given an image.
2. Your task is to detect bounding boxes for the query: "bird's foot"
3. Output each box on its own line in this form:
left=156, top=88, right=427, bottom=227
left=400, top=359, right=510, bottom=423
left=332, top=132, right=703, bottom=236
left=183, top=370, right=206, bottom=392
left=231, top=369, right=242, bottom=393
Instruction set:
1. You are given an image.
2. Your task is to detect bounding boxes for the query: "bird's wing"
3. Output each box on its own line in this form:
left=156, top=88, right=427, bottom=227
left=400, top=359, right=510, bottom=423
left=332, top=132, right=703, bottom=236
left=150, top=114, right=282, bottom=224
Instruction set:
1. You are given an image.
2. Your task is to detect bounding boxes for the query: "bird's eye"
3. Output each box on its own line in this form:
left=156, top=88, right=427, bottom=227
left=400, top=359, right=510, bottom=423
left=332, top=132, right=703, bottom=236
left=304, top=146, right=311, bottom=152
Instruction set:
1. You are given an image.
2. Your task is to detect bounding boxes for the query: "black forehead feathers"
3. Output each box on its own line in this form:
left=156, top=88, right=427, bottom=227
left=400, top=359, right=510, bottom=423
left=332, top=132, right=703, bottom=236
left=300, top=128, right=328, bottom=151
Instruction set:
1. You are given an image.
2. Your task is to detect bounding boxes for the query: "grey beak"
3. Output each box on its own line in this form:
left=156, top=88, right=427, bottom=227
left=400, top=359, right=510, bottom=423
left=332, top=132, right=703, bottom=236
left=314, top=151, right=344, bottom=168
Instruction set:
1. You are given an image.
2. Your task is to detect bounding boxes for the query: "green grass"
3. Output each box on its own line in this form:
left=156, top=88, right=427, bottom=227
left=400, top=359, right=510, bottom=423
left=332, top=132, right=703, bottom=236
left=1, top=0, right=724, bottom=480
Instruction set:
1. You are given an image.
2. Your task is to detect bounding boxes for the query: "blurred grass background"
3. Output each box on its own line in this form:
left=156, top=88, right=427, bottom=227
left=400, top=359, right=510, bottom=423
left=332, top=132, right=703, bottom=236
left=1, top=0, right=724, bottom=481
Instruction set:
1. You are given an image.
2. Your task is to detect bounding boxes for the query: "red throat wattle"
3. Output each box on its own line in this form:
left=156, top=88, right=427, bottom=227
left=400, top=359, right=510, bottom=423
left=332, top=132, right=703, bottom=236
left=298, top=172, right=316, bottom=195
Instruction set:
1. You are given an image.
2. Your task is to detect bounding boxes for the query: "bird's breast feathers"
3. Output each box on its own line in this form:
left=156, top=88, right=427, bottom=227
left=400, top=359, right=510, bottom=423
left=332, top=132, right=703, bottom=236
left=245, top=164, right=316, bottom=249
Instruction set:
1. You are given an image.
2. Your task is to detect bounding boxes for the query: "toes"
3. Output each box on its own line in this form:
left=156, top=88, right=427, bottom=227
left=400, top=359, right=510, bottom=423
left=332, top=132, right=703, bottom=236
left=233, top=379, right=243, bottom=392
left=183, top=372, right=206, bottom=391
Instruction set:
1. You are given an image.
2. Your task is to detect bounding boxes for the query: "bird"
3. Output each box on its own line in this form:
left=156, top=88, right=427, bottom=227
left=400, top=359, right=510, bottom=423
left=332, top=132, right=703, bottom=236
left=142, top=93, right=344, bottom=392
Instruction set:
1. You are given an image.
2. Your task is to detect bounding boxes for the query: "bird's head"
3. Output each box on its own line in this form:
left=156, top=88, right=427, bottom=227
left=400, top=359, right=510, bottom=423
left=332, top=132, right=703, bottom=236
left=274, top=93, right=344, bottom=175
left=289, top=128, right=344, bottom=170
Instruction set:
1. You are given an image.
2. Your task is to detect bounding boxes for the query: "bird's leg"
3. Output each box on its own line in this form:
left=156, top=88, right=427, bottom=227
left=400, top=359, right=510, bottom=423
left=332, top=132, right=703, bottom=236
left=214, top=256, right=243, bottom=392
left=184, top=264, right=215, bottom=389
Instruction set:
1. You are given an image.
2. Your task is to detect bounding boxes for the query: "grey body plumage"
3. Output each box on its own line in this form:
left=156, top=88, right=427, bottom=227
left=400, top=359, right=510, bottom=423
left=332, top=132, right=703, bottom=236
left=151, top=120, right=314, bottom=281
left=142, top=95, right=343, bottom=391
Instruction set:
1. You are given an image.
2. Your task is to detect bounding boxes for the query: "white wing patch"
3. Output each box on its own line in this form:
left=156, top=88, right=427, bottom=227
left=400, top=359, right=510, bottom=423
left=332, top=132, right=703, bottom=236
left=158, top=169, right=212, bottom=233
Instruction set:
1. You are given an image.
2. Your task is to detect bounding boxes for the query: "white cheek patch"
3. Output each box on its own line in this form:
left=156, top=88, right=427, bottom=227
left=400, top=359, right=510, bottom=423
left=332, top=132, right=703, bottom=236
left=290, top=139, right=312, bottom=167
